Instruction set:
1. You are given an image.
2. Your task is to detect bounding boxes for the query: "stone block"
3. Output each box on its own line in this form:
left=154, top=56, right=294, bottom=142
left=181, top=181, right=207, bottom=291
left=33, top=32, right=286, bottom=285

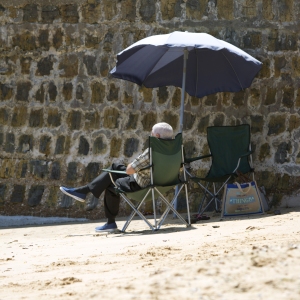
left=20, top=57, right=32, bottom=74
left=29, top=108, right=44, bottom=127
left=282, top=86, right=294, bottom=108
left=18, top=134, right=33, bottom=153
left=162, top=111, right=178, bottom=131
left=23, top=4, right=38, bottom=22
left=249, top=88, right=260, bottom=107
left=262, top=0, right=274, bottom=20
left=83, top=162, right=101, bottom=182
left=183, top=112, right=196, bottom=130
left=217, top=0, right=234, bottom=20
left=183, top=139, right=197, bottom=159
left=38, top=30, right=50, bottom=50
left=84, top=111, right=100, bottom=129
left=141, top=111, right=157, bottom=131
left=264, top=87, right=276, bottom=105
left=36, top=83, right=45, bottom=103
left=0, top=108, right=9, bottom=125
left=160, top=0, right=182, bottom=20
left=268, top=114, right=286, bottom=135
left=186, top=0, right=206, bottom=19
left=47, top=108, right=61, bottom=127
left=36, top=56, right=54, bottom=76
left=53, top=28, right=63, bottom=49
left=108, top=83, right=119, bottom=102
left=198, top=115, right=210, bottom=133
left=11, top=106, right=27, bottom=127
left=126, top=113, right=139, bottom=130
left=274, top=56, right=286, bottom=78
left=250, top=115, right=264, bottom=134
left=278, top=0, right=293, bottom=22
left=102, top=0, right=118, bottom=21
left=103, top=31, right=114, bottom=52
left=4, top=133, right=15, bottom=153
left=41, top=5, right=60, bottom=23
left=76, top=84, right=83, bottom=101
left=67, top=162, right=78, bottom=182
left=121, top=0, right=136, bottom=22
left=28, top=185, right=45, bottom=206
left=16, top=160, right=28, bottom=178
left=258, top=58, right=270, bottom=79
left=124, top=138, right=139, bottom=157
left=12, top=32, right=36, bottom=51
left=232, top=91, right=245, bottom=107
left=289, top=115, right=300, bottom=131
left=139, top=0, right=156, bottom=22
left=30, top=160, right=49, bottom=179
left=140, top=86, right=152, bottom=103
left=213, top=113, right=225, bottom=126
left=81, top=2, right=101, bottom=23
left=46, top=187, right=58, bottom=208
left=123, top=91, right=133, bottom=104
left=83, top=55, right=97, bottom=76
left=241, top=0, right=257, bottom=18
left=55, top=136, right=66, bottom=154
left=50, top=161, right=61, bottom=180
left=157, top=86, right=169, bottom=104
left=0, top=184, right=6, bottom=205
left=10, top=185, right=25, bottom=203
left=171, top=89, right=181, bottom=107
left=60, top=4, right=79, bottom=23
left=78, top=136, right=90, bottom=155
left=259, top=143, right=270, bottom=161
left=243, top=32, right=262, bottom=49
left=16, top=81, right=31, bottom=101
left=93, top=136, right=107, bottom=154
left=0, top=158, right=15, bottom=178
left=110, top=136, right=122, bottom=157
left=275, top=142, right=290, bottom=164
left=67, top=110, right=82, bottom=130
left=39, top=135, right=52, bottom=156
left=291, top=56, right=300, bottom=77
left=91, top=81, right=105, bottom=103
left=268, top=32, right=297, bottom=51
left=0, top=83, right=13, bottom=101
left=59, top=54, right=78, bottom=78
left=100, top=56, right=109, bottom=76
left=204, top=94, right=217, bottom=106
left=62, top=82, right=73, bottom=101
left=0, top=132, right=3, bottom=146
left=103, top=107, right=120, bottom=129
left=49, top=82, right=58, bottom=101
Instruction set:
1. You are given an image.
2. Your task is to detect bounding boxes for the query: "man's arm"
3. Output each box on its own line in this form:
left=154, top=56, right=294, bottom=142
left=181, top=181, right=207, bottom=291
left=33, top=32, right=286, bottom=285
left=126, top=163, right=136, bottom=174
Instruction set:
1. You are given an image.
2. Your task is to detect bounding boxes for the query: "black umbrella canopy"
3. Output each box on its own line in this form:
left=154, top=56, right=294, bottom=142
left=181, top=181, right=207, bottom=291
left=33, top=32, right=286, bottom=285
left=110, top=31, right=262, bottom=99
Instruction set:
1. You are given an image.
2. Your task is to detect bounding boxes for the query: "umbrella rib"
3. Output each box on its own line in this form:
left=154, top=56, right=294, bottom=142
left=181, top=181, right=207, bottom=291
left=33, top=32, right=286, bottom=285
left=221, top=52, right=244, bottom=91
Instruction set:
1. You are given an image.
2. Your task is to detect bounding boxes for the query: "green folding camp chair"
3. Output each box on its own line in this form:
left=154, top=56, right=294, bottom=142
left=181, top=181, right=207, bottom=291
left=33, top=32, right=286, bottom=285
left=185, top=124, right=254, bottom=215
left=103, top=133, right=191, bottom=232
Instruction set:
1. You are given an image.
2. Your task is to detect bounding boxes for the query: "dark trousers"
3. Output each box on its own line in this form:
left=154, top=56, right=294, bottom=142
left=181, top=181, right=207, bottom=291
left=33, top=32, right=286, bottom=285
left=87, top=163, right=141, bottom=219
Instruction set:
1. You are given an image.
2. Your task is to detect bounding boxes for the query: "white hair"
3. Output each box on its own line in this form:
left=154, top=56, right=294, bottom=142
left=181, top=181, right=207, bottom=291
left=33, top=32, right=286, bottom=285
left=152, top=122, right=173, bottom=139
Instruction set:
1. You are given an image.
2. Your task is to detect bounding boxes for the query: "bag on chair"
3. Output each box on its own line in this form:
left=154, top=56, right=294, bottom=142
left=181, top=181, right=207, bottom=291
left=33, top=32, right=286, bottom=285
left=222, top=181, right=264, bottom=217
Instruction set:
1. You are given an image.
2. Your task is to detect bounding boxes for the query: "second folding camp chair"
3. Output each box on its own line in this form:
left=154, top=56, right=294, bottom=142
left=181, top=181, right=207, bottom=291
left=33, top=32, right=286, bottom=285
left=103, top=133, right=191, bottom=232
left=185, top=124, right=254, bottom=215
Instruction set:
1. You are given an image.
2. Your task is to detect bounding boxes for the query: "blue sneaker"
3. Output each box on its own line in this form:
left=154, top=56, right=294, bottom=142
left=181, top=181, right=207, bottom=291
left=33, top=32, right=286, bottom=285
left=60, top=186, right=86, bottom=202
left=95, top=222, right=118, bottom=233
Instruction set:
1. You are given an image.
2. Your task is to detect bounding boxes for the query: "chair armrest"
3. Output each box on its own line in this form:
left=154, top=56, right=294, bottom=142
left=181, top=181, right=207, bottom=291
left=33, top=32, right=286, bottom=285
left=102, top=169, right=127, bottom=174
left=185, top=154, right=212, bottom=163
left=240, top=150, right=253, bottom=158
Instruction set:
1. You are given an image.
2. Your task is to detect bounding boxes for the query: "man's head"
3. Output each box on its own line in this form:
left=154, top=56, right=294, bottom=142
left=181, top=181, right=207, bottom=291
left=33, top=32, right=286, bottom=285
left=151, top=122, right=173, bottom=139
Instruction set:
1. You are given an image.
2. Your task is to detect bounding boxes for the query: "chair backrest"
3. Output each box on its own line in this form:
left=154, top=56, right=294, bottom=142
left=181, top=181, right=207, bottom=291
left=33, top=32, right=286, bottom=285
left=149, top=133, right=182, bottom=186
left=206, top=125, right=252, bottom=179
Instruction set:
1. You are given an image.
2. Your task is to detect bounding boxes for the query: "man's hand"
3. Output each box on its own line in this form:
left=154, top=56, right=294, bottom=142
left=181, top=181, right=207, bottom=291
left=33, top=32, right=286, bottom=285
left=126, top=163, right=136, bottom=174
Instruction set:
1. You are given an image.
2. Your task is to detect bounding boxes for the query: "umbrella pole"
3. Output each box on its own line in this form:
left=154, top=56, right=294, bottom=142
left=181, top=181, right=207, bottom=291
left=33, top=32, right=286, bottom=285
left=174, top=48, right=189, bottom=217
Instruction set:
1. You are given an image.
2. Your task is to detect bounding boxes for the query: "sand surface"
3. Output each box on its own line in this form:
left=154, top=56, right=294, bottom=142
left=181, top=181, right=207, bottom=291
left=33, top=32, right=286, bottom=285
left=1, top=208, right=300, bottom=300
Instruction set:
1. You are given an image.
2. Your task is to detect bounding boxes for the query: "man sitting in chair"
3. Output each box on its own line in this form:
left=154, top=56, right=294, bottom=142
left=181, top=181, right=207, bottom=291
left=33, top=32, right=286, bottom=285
left=60, top=122, right=173, bottom=233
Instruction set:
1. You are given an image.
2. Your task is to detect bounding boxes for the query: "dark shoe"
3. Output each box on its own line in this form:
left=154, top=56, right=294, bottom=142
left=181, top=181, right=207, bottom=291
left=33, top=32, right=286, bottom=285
left=95, top=222, right=118, bottom=233
left=60, top=186, right=86, bottom=202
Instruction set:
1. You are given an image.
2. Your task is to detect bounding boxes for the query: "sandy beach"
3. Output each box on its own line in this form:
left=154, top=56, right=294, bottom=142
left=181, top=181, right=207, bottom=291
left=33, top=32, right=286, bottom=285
left=1, top=208, right=300, bottom=300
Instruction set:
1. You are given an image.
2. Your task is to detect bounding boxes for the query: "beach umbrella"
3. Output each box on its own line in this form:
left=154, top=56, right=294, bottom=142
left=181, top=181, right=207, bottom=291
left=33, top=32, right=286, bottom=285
left=110, top=31, right=262, bottom=132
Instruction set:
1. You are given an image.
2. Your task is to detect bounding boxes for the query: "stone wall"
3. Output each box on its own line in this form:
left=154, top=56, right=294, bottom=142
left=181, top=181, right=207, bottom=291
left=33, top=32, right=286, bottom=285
left=0, top=0, right=300, bottom=219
